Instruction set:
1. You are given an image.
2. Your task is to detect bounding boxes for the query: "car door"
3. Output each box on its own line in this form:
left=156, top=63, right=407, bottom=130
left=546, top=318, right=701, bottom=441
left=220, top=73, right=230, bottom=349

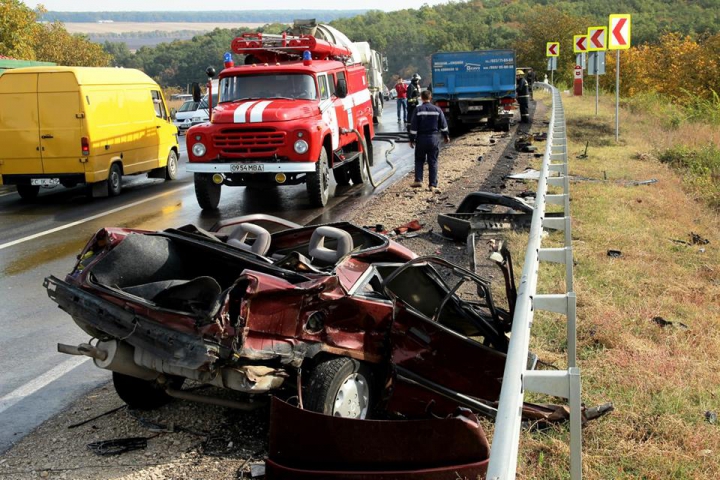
left=317, top=73, right=339, bottom=150
left=37, top=72, right=84, bottom=175
left=152, top=89, right=177, bottom=168
left=380, top=257, right=508, bottom=416
left=0, top=72, right=43, bottom=175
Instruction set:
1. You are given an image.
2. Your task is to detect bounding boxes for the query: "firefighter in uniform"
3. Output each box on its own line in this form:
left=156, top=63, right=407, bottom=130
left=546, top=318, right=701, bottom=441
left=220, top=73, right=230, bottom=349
left=516, top=69, right=530, bottom=123
left=407, top=73, right=422, bottom=125
left=409, top=90, right=450, bottom=192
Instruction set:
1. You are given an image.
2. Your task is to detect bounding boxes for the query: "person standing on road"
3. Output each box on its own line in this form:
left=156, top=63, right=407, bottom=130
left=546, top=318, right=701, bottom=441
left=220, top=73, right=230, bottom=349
left=525, top=68, right=536, bottom=100
left=407, top=73, right=422, bottom=125
left=516, top=69, right=530, bottom=124
left=409, top=90, right=450, bottom=193
left=395, top=78, right=408, bottom=123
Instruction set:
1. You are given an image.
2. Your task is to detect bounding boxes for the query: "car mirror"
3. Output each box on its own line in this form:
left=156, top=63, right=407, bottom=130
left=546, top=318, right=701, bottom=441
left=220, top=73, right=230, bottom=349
left=170, top=108, right=177, bottom=120
left=336, top=78, right=348, bottom=98
left=192, top=83, right=202, bottom=103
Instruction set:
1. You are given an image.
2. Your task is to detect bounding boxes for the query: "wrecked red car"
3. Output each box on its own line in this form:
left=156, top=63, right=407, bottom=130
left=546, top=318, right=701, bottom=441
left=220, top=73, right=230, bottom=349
left=47, top=215, right=516, bottom=419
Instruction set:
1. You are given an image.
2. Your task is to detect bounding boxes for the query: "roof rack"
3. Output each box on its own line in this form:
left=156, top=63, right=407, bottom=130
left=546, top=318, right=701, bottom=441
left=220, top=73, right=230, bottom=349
left=231, top=32, right=353, bottom=64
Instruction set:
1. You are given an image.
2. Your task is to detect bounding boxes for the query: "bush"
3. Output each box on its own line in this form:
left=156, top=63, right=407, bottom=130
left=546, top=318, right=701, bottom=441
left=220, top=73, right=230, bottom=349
left=658, top=143, right=720, bottom=208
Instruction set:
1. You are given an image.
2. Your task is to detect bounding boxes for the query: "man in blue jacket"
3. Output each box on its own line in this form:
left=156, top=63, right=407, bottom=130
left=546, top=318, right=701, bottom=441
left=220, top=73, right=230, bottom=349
left=409, top=90, right=450, bottom=193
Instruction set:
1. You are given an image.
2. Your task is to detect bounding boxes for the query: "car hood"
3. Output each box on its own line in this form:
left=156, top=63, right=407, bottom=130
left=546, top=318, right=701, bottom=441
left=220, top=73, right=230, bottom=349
left=174, top=111, right=196, bottom=121
left=212, top=99, right=319, bottom=124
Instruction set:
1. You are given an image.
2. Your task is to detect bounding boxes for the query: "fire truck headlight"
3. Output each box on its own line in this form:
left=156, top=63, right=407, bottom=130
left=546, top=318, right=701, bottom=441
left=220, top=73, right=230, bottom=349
left=293, top=140, right=309, bottom=154
left=192, top=143, right=207, bottom=157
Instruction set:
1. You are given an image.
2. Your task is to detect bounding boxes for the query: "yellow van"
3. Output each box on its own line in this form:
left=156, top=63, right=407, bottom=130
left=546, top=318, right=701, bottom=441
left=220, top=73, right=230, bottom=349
left=0, top=66, right=179, bottom=199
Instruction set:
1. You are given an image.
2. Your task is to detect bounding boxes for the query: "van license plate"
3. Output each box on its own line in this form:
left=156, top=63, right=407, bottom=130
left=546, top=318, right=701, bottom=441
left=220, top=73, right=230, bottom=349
left=31, top=178, right=60, bottom=186
left=230, top=164, right=264, bottom=173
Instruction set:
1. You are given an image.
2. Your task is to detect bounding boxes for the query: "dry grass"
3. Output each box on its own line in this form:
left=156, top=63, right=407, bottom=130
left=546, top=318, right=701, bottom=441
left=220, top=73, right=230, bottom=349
left=512, top=90, right=720, bottom=479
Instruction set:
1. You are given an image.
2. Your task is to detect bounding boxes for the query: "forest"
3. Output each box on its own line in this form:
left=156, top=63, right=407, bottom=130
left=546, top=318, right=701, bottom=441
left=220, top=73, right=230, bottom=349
left=39, top=10, right=367, bottom=23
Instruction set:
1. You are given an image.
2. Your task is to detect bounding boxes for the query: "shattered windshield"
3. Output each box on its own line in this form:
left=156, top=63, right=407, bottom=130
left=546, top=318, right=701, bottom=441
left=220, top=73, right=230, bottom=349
left=219, top=74, right=318, bottom=102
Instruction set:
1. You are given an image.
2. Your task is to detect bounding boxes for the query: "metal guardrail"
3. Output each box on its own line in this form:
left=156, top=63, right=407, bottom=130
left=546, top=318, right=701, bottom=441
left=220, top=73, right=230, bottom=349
left=486, top=84, right=581, bottom=480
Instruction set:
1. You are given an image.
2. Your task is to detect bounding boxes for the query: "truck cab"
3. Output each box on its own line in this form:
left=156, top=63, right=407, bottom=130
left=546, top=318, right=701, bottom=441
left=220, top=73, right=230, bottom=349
left=186, top=29, right=375, bottom=210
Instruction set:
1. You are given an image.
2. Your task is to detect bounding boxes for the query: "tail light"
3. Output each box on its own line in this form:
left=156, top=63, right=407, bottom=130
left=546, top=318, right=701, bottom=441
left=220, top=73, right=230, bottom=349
left=435, top=101, right=449, bottom=107
left=500, top=98, right=515, bottom=105
left=81, top=136, right=89, bottom=155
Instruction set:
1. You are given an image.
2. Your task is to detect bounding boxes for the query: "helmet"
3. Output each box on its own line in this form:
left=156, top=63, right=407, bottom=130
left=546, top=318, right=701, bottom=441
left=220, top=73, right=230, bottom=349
left=516, top=69, right=525, bottom=76
left=412, top=73, right=421, bottom=82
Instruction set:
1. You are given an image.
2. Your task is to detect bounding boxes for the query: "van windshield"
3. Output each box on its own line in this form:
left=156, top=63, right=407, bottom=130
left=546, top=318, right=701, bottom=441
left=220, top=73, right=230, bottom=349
left=178, top=101, right=199, bottom=112
left=219, top=74, right=318, bottom=102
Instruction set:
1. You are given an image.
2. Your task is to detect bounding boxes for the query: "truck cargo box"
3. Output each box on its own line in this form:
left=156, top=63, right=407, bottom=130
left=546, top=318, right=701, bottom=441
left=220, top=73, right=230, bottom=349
left=432, top=50, right=516, bottom=100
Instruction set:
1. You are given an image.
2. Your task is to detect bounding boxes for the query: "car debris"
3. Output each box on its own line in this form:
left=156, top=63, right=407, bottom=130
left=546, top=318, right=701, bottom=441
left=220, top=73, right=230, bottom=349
left=46, top=215, right=522, bottom=421
left=652, top=316, right=688, bottom=330
left=607, top=249, right=622, bottom=258
left=67, top=405, right=126, bottom=429
left=576, top=141, right=589, bottom=159
left=87, top=437, right=149, bottom=456
left=437, top=191, right=563, bottom=241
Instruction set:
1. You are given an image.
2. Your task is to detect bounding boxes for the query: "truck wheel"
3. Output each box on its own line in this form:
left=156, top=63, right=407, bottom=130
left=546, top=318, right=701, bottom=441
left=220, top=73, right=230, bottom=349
left=194, top=173, right=221, bottom=210
left=304, top=357, right=372, bottom=419
left=165, top=150, right=179, bottom=180
left=306, top=148, right=330, bottom=207
left=112, top=372, right=183, bottom=410
left=349, top=148, right=368, bottom=185
left=16, top=185, right=40, bottom=201
left=108, top=163, right=123, bottom=196
left=333, top=165, right=351, bottom=186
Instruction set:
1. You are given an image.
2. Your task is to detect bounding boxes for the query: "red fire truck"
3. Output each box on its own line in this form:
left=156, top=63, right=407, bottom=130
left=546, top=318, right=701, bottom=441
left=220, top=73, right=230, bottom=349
left=186, top=26, right=375, bottom=209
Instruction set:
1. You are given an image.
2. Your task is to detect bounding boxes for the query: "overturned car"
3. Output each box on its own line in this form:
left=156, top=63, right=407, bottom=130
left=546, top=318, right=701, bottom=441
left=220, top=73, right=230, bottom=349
left=47, top=215, right=518, bottom=419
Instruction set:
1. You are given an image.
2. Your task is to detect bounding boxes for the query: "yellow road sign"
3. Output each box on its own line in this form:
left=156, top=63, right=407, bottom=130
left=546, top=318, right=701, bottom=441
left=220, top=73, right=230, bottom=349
left=608, top=14, right=632, bottom=50
left=587, top=26, right=607, bottom=51
left=574, top=35, right=588, bottom=53
left=546, top=42, right=560, bottom=57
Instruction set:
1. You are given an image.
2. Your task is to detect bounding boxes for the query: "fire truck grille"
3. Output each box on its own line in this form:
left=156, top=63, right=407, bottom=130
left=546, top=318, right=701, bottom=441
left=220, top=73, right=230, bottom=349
left=213, top=128, right=286, bottom=155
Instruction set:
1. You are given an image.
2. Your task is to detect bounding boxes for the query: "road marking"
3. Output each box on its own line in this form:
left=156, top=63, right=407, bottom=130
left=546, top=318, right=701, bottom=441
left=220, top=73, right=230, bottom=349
left=0, top=191, right=17, bottom=198
left=0, top=356, right=89, bottom=415
left=0, top=184, right=193, bottom=251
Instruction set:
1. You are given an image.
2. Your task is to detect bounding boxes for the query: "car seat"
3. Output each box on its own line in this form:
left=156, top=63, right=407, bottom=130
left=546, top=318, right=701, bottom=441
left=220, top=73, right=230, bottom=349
left=227, top=223, right=271, bottom=256
left=308, top=226, right=354, bottom=265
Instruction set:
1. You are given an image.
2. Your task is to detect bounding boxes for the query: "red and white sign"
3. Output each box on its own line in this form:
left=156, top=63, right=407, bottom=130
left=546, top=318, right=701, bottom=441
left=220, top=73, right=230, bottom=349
left=573, top=65, right=583, bottom=96
left=546, top=42, right=559, bottom=57
left=587, top=26, right=607, bottom=51
left=573, top=35, right=587, bottom=53
left=608, top=14, right=632, bottom=50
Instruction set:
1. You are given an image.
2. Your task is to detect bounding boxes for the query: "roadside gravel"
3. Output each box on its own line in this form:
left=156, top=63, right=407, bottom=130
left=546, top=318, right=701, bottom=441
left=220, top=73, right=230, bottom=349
left=0, top=101, right=546, bottom=480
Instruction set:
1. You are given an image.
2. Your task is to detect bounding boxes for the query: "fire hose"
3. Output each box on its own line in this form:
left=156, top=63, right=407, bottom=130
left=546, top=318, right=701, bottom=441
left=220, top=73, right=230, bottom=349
left=343, top=129, right=406, bottom=188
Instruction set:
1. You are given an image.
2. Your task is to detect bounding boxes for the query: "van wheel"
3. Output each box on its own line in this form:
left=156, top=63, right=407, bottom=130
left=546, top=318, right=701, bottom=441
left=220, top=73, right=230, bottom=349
left=17, top=185, right=40, bottom=201
left=108, top=163, right=122, bottom=196
left=306, top=148, right=330, bottom=207
left=165, top=151, right=179, bottom=180
left=112, top=372, right=183, bottom=410
left=194, top=173, right=221, bottom=210
left=304, top=357, right=372, bottom=419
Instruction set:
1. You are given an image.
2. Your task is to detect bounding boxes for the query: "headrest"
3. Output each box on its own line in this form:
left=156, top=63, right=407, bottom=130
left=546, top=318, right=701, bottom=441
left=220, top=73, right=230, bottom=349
left=309, top=226, right=354, bottom=265
left=227, top=223, right=271, bottom=256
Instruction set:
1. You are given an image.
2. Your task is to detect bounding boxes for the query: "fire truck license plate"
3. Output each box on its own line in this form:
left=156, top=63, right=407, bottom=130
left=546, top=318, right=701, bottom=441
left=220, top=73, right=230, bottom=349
left=230, top=164, right=264, bottom=173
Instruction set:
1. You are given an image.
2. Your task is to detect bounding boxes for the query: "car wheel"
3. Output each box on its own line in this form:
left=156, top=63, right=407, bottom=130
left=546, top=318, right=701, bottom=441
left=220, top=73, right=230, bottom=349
left=112, top=372, right=183, bottom=410
left=194, top=173, right=221, bottom=210
left=108, top=163, right=122, bottom=196
left=304, top=357, right=372, bottom=419
left=349, top=144, right=369, bottom=185
left=333, top=164, right=351, bottom=186
left=306, top=147, right=330, bottom=207
left=165, top=150, right=179, bottom=180
left=16, top=185, right=40, bottom=201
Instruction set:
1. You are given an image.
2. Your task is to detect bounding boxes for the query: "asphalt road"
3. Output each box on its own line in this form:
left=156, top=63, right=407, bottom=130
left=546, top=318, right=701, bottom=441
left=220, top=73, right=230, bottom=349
left=0, top=103, right=416, bottom=452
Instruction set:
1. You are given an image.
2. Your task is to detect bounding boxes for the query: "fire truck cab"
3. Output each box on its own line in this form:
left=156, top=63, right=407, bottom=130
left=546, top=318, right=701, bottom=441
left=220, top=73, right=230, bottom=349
left=186, top=29, right=375, bottom=209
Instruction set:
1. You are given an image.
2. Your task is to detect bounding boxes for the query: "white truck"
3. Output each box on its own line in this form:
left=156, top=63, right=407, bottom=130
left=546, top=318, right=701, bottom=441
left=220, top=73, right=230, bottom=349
left=292, top=21, right=388, bottom=123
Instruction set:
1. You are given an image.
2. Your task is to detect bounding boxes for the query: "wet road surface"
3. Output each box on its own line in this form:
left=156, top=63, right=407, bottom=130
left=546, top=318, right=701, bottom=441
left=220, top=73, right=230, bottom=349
left=0, top=103, right=416, bottom=452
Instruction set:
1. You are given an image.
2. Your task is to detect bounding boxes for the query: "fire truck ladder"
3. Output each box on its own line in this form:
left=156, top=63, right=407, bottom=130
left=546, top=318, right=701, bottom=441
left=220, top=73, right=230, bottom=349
left=231, top=32, right=354, bottom=63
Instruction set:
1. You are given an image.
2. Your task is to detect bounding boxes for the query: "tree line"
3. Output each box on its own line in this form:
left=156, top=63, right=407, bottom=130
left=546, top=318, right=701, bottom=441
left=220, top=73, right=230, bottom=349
left=39, top=10, right=368, bottom=23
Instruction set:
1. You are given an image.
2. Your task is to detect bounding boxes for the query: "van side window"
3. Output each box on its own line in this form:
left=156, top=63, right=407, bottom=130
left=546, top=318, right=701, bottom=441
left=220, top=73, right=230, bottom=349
left=318, top=75, right=330, bottom=101
left=151, top=91, right=167, bottom=119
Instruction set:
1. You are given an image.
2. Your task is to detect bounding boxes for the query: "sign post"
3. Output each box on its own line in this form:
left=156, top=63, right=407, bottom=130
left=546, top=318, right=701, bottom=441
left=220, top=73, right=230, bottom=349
left=608, top=14, right=632, bottom=142
left=546, top=42, right=559, bottom=85
left=587, top=26, right=608, bottom=116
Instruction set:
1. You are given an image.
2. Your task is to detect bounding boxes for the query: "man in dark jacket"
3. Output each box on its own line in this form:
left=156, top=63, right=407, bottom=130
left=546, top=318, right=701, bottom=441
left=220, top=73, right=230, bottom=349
left=516, top=69, right=530, bottom=123
left=525, top=67, right=536, bottom=100
left=409, top=90, right=450, bottom=192
left=407, top=73, right=422, bottom=124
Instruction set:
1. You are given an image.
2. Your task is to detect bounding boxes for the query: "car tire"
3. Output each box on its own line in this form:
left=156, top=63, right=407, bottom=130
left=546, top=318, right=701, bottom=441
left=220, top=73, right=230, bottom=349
left=349, top=148, right=368, bottom=185
left=112, top=372, right=183, bottom=410
left=16, top=185, right=40, bottom=201
left=333, top=164, right=351, bottom=186
left=304, top=357, right=372, bottom=419
left=306, top=147, right=330, bottom=207
left=165, top=150, right=179, bottom=181
left=108, top=163, right=122, bottom=196
left=194, top=173, right=221, bottom=210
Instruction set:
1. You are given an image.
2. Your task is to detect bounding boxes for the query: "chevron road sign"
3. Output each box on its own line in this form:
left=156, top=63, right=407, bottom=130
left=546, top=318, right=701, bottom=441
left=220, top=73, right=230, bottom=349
left=546, top=42, right=559, bottom=57
left=608, top=14, right=632, bottom=50
left=574, top=35, right=587, bottom=53
left=587, top=26, right=607, bottom=51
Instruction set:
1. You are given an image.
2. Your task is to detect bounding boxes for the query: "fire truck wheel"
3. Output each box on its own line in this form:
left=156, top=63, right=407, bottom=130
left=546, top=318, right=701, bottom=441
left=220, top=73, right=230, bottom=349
left=306, top=148, right=330, bottom=207
left=349, top=149, right=368, bottom=185
left=194, top=173, right=221, bottom=210
left=333, top=165, right=351, bottom=186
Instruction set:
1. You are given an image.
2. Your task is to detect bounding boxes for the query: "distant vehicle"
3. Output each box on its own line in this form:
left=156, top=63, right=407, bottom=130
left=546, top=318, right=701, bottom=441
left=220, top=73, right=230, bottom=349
left=431, top=50, right=516, bottom=131
left=171, top=93, right=193, bottom=101
left=0, top=66, right=179, bottom=199
left=173, top=99, right=200, bottom=134
left=354, top=42, right=388, bottom=123
left=188, top=92, right=219, bottom=128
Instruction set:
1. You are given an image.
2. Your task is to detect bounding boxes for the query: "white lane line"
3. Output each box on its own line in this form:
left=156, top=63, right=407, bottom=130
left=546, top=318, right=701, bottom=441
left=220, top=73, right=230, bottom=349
left=0, top=184, right=193, bottom=251
left=0, top=356, right=90, bottom=415
left=0, top=190, right=17, bottom=198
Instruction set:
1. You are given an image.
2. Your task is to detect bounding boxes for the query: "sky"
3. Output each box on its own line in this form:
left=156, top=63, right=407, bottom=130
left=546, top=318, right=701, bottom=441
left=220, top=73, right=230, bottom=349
left=22, top=0, right=452, bottom=12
